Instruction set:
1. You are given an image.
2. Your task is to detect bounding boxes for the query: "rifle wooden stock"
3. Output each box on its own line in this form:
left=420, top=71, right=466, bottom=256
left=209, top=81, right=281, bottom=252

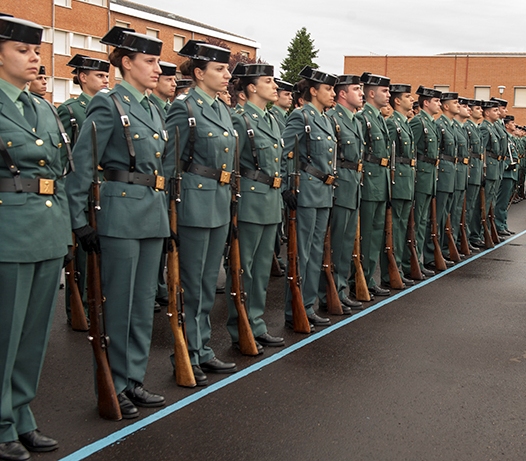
left=384, top=203, right=404, bottom=289
left=488, top=203, right=500, bottom=244
left=167, top=195, right=197, bottom=387
left=458, top=195, right=470, bottom=256
left=406, top=205, right=423, bottom=281
left=479, top=187, right=494, bottom=249
left=322, top=219, right=343, bottom=315
left=430, top=197, right=447, bottom=271
left=65, top=233, right=89, bottom=331
left=353, top=215, right=370, bottom=302
left=445, top=214, right=461, bottom=263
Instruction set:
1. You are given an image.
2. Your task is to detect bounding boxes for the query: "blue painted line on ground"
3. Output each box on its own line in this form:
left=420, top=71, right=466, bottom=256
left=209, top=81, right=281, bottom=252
left=59, top=230, right=526, bottom=461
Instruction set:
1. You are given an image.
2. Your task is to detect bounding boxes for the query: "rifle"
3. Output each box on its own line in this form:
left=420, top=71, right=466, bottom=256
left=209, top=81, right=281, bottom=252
left=287, top=135, right=311, bottom=333
left=321, top=207, right=343, bottom=315
left=444, top=214, right=461, bottom=262
left=488, top=202, right=500, bottom=244
left=225, top=131, right=260, bottom=355
left=87, top=122, right=121, bottom=421
left=430, top=197, right=447, bottom=271
left=353, top=214, right=370, bottom=302
left=385, top=141, right=404, bottom=289
left=167, top=127, right=197, bottom=386
left=406, top=204, right=423, bottom=280
left=65, top=233, right=89, bottom=331
left=479, top=186, right=494, bottom=249
left=458, top=195, right=470, bottom=256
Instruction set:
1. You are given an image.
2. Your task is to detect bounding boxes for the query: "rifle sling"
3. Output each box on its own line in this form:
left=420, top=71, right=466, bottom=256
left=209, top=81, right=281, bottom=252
left=110, top=93, right=136, bottom=173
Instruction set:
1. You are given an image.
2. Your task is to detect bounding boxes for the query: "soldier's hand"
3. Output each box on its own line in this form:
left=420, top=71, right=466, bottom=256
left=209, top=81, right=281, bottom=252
left=282, top=190, right=297, bottom=210
left=73, top=225, right=100, bottom=254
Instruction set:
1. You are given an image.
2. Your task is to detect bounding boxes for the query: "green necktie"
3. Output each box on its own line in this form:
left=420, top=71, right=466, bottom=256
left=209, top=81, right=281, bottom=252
left=18, top=91, right=37, bottom=128
left=264, top=111, right=272, bottom=127
left=211, top=100, right=221, bottom=118
left=141, top=96, right=152, bottom=118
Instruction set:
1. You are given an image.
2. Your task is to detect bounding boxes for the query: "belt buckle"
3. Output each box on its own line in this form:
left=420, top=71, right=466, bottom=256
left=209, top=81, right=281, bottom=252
left=272, top=177, right=282, bottom=189
left=325, top=175, right=336, bottom=185
left=380, top=158, right=389, bottom=167
left=435, top=159, right=440, bottom=167
left=155, top=175, right=165, bottom=190
left=219, top=170, right=231, bottom=185
left=410, top=159, right=416, bottom=167
left=357, top=163, right=363, bottom=172
left=39, top=178, right=54, bottom=195
left=463, top=158, right=469, bottom=165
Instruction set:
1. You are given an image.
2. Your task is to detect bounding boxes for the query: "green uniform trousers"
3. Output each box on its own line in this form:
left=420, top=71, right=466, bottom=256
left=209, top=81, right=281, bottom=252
left=99, top=236, right=163, bottom=394
left=226, top=222, right=277, bottom=341
left=358, top=199, right=386, bottom=288
left=402, top=192, right=431, bottom=275
left=465, top=184, right=480, bottom=242
left=423, top=191, right=452, bottom=265
left=0, top=258, right=62, bottom=443
left=451, top=189, right=467, bottom=244
left=495, top=178, right=516, bottom=231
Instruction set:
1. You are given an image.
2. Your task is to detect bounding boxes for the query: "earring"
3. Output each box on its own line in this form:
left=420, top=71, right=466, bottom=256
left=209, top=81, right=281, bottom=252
left=253, top=89, right=256, bottom=93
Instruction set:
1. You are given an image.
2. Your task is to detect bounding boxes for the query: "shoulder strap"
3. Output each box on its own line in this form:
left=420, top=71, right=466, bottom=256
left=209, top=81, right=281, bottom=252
left=302, top=110, right=312, bottom=162
left=241, top=112, right=260, bottom=170
left=110, top=93, right=136, bottom=172
left=330, top=115, right=343, bottom=161
left=44, top=99, right=75, bottom=175
left=184, top=98, right=196, bottom=164
left=0, top=136, right=23, bottom=191
left=64, top=104, right=79, bottom=146
left=362, top=113, right=374, bottom=156
left=419, top=116, right=429, bottom=155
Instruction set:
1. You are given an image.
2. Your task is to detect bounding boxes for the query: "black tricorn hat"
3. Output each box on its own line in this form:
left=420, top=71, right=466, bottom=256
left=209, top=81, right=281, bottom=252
left=176, top=78, right=193, bottom=90
left=467, top=99, right=482, bottom=107
left=412, top=101, right=419, bottom=109
left=458, top=97, right=469, bottom=105
left=416, top=86, right=442, bottom=98
left=178, top=39, right=230, bottom=63
left=231, top=62, right=247, bottom=76
left=360, top=72, right=390, bottom=87
left=336, top=74, right=361, bottom=86
left=238, top=64, right=274, bottom=78
left=38, top=66, right=46, bottom=75
left=101, top=26, right=162, bottom=56
left=440, top=92, right=459, bottom=101
left=67, top=54, right=110, bottom=74
left=0, top=14, right=42, bottom=45
left=389, top=83, right=411, bottom=94
left=299, top=66, right=338, bottom=87
left=481, top=100, right=499, bottom=109
left=504, top=115, right=515, bottom=123
left=490, top=97, right=508, bottom=107
left=275, top=79, right=294, bottom=92
left=159, top=61, right=177, bottom=76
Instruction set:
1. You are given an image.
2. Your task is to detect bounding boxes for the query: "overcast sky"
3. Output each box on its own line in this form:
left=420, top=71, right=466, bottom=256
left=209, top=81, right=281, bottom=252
left=146, top=0, right=526, bottom=76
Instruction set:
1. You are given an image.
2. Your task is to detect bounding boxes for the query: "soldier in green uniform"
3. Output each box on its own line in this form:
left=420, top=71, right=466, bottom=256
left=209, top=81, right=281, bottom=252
left=164, top=40, right=237, bottom=386
left=318, top=74, right=364, bottom=312
left=66, top=26, right=169, bottom=419
left=402, top=86, right=441, bottom=279
left=423, top=92, right=458, bottom=268
left=150, top=61, right=177, bottom=115
left=382, top=84, right=415, bottom=287
left=269, top=79, right=293, bottom=132
left=174, top=78, right=192, bottom=98
left=225, top=64, right=285, bottom=349
left=58, top=53, right=110, bottom=326
left=0, top=15, right=69, bottom=459
left=27, top=65, right=47, bottom=97
left=282, top=65, right=337, bottom=328
left=354, top=72, right=391, bottom=296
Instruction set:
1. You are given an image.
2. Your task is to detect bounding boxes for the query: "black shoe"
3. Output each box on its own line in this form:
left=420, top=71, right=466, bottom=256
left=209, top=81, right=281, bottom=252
left=318, top=302, right=353, bottom=315
left=118, top=392, right=139, bottom=419
left=401, top=276, right=415, bottom=286
left=232, top=340, right=264, bottom=354
left=18, top=430, right=58, bottom=453
left=444, top=259, right=455, bottom=268
left=369, top=285, right=390, bottom=297
left=155, top=296, right=169, bottom=306
left=341, top=297, right=363, bottom=309
left=191, top=365, right=208, bottom=386
left=471, top=239, right=485, bottom=248
left=215, top=285, right=225, bottom=294
left=285, top=319, right=315, bottom=333
left=468, top=244, right=480, bottom=253
left=200, top=357, right=237, bottom=374
left=255, top=332, right=285, bottom=347
left=0, top=441, right=30, bottom=460
left=507, top=229, right=515, bottom=234
left=125, top=384, right=165, bottom=408
left=307, top=313, right=331, bottom=326
left=154, top=301, right=161, bottom=313
left=497, top=229, right=510, bottom=237
left=421, top=267, right=435, bottom=277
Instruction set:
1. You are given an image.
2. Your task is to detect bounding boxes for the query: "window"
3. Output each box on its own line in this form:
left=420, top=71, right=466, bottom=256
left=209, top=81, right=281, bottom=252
left=42, top=27, right=53, bottom=43
left=69, top=33, right=106, bottom=53
left=54, top=0, right=71, bottom=6
left=72, top=33, right=87, bottom=50
left=514, top=88, right=526, bottom=107
left=115, top=20, right=130, bottom=29
left=173, top=34, right=185, bottom=52
left=54, top=30, right=69, bottom=56
left=79, top=0, right=107, bottom=5
left=70, top=82, right=82, bottom=97
left=52, top=78, right=69, bottom=104
left=474, top=86, right=490, bottom=101
left=115, top=67, right=122, bottom=80
left=88, top=37, right=106, bottom=53
left=146, top=28, right=159, bottom=38
left=434, top=85, right=450, bottom=93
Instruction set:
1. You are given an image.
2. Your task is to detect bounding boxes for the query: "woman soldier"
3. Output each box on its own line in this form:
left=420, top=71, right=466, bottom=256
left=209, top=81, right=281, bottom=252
left=0, top=15, right=70, bottom=459
left=281, top=66, right=338, bottom=330
left=66, top=26, right=169, bottom=419
left=165, top=40, right=237, bottom=386
left=226, top=64, right=285, bottom=351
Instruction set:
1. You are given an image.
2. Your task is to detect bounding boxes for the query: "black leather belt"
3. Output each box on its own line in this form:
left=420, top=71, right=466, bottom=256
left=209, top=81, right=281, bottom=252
left=487, top=151, right=503, bottom=161
left=240, top=168, right=282, bottom=188
left=0, top=177, right=55, bottom=194
left=184, top=162, right=231, bottom=185
left=470, top=153, right=483, bottom=160
left=336, top=159, right=363, bottom=172
left=363, top=154, right=389, bottom=167
left=439, top=153, right=457, bottom=164
left=300, top=162, right=335, bottom=185
left=417, top=154, right=439, bottom=166
left=104, top=169, right=165, bottom=190
left=396, top=157, right=416, bottom=166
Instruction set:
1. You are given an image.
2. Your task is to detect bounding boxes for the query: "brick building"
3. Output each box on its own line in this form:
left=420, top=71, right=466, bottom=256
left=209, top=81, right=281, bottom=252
left=3, top=0, right=259, bottom=103
left=344, top=53, right=526, bottom=124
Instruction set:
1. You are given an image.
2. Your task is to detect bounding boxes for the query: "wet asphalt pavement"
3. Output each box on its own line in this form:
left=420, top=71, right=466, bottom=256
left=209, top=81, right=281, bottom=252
left=30, top=201, right=526, bottom=461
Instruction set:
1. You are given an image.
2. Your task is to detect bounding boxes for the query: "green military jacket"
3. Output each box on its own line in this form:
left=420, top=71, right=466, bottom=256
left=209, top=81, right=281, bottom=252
left=503, top=133, right=519, bottom=180
left=282, top=103, right=335, bottom=208
left=57, top=92, right=91, bottom=146
left=149, top=92, right=170, bottom=119
left=232, top=102, right=282, bottom=225
left=409, top=110, right=438, bottom=196
left=164, top=88, right=236, bottom=228
left=386, top=110, right=415, bottom=201
left=326, top=103, right=363, bottom=210
left=479, top=119, right=503, bottom=181
left=464, top=119, right=483, bottom=186
left=269, top=105, right=287, bottom=134
left=453, top=119, right=469, bottom=191
left=435, top=114, right=457, bottom=193
left=356, top=102, right=391, bottom=201
left=66, top=84, right=169, bottom=239
left=0, top=88, right=70, bottom=262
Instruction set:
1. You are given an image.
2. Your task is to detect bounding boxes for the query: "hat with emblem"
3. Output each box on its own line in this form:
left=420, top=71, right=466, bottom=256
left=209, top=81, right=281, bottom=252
left=275, top=79, right=294, bottom=92
left=0, top=14, right=42, bottom=44
left=467, top=99, right=482, bottom=107
left=178, top=39, right=230, bottom=63
left=67, top=54, right=110, bottom=74
left=38, top=66, right=46, bottom=75
left=101, top=26, right=162, bottom=56
left=336, top=75, right=361, bottom=86
left=176, top=79, right=193, bottom=90
left=504, top=115, right=515, bottom=123
left=440, top=92, right=458, bottom=101
left=389, top=83, right=411, bottom=94
left=159, top=61, right=177, bottom=76
left=235, top=64, right=274, bottom=78
left=490, top=97, right=508, bottom=107
left=299, top=66, right=338, bottom=87
left=481, top=100, right=499, bottom=109
left=360, top=72, right=390, bottom=87
left=416, top=86, right=442, bottom=99
left=458, top=97, right=470, bottom=105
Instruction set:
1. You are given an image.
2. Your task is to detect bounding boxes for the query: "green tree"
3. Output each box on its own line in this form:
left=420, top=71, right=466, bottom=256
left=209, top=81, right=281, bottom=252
left=280, top=27, right=319, bottom=84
